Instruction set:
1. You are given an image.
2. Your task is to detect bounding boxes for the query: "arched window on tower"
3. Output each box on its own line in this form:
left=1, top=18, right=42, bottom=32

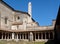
left=5, top=17, right=8, bottom=24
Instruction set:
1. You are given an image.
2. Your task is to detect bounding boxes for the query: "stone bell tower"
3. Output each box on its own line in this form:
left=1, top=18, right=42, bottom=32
left=28, top=2, right=32, bottom=17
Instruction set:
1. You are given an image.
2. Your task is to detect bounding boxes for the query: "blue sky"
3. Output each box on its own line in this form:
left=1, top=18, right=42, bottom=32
left=3, top=0, right=60, bottom=26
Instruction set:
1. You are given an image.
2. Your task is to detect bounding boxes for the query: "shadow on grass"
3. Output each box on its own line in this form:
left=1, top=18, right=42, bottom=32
left=45, top=39, right=54, bottom=44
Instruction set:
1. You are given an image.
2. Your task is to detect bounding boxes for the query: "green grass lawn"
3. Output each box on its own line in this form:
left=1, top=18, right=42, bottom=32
left=0, top=40, right=45, bottom=44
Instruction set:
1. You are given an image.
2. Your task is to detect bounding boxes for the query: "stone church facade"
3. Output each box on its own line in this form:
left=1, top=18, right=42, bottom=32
left=0, top=0, right=55, bottom=41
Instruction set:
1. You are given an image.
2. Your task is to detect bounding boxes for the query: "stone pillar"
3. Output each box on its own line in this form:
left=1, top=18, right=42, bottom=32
left=2, top=32, right=3, bottom=39
left=29, top=32, right=33, bottom=41
left=49, top=32, right=50, bottom=39
left=45, top=32, right=46, bottom=39
left=12, top=33, right=14, bottom=39
left=38, top=33, right=39, bottom=40
left=5, top=33, right=6, bottom=39
left=20, top=34, right=21, bottom=39
left=8, top=33, right=9, bottom=39
left=25, top=33, right=27, bottom=39
left=22, top=34, right=24, bottom=39
left=35, top=33, right=36, bottom=40
left=17, top=34, right=18, bottom=39
left=53, top=32, right=54, bottom=39
left=41, top=32, right=43, bottom=39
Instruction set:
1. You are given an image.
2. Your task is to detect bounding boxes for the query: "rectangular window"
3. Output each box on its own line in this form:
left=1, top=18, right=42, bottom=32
left=5, top=17, right=8, bottom=24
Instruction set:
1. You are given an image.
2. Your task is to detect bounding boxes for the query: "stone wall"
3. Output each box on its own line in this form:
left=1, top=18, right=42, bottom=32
left=0, top=3, right=13, bottom=29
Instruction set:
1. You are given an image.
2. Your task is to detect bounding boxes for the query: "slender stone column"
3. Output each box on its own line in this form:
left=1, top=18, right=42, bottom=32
left=2, top=32, right=3, bottom=39
left=17, top=34, right=18, bottom=39
left=9, top=33, right=10, bottom=39
left=5, top=33, right=6, bottom=39
left=22, top=34, right=23, bottom=39
left=41, top=32, right=43, bottom=39
left=23, top=33, right=25, bottom=39
left=25, top=33, right=26, bottom=39
left=20, top=34, right=22, bottom=39
left=35, top=33, right=36, bottom=40
left=29, top=32, right=33, bottom=41
left=38, top=33, right=39, bottom=40
left=28, top=33, right=29, bottom=39
left=20, top=34, right=21, bottom=39
left=45, top=32, right=46, bottom=39
left=12, top=33, right=14, bottom=39
left=53, top=32, right=54, bottom=39
left=7, top=33, right=9, bottom=39
left=49, top=32, right=50, bottom=39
